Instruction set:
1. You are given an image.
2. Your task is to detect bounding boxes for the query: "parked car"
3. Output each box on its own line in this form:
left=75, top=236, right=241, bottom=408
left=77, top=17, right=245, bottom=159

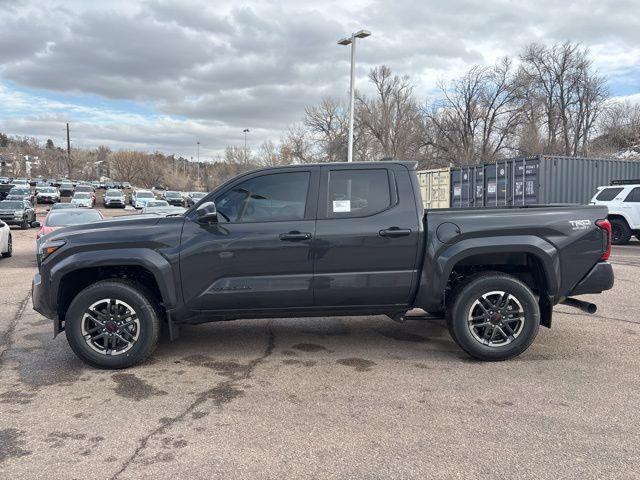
left=70, top=192, right=94, bottom=208
left=590, top=182, right=640, bottom=245
left=162, top=190, right=184, bottom=207
left=0, top=177, right=10, bottom=185
left=7, top=186, right=35, bottom=205
left=142, top=200, right=186, bottom=216
left=13, top=178, right=29, bottom=187
left=131, top=189, right=155, bottom=209
left=103, top=189, right=126, bottom=208
left=186, top=191, right=207, bottom=207
left=32, top=161, right=615, bottom=369
left=122, top=182, right=131, bottom=189
left=0, top=199, right=36, bottom=229
left=0, top=220, right=12, bottom=258
left=35, top=208, right=103, bottom=240
left=91, top=181, right=101, bottom=190
left=36, top=186, right=61, bottom=204
left=74, top=185, right=96, bottom=205
left=59, top=182, right=74, bottom=197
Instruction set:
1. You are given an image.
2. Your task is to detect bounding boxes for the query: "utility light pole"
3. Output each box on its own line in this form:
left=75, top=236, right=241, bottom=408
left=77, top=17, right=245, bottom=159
left=337, top=29, right=371, bottom=162
left=243, top=129, right=250, bottom=163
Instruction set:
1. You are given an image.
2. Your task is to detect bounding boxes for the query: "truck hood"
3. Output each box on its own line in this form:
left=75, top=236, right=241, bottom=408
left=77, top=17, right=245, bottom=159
left=46, top=214, right=183, bottom=243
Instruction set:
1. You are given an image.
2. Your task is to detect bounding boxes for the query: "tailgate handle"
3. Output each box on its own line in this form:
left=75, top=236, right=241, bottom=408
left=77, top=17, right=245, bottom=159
left=379, top=227, right=412, bottom=237
left=279, top=231, right=312, bottom=241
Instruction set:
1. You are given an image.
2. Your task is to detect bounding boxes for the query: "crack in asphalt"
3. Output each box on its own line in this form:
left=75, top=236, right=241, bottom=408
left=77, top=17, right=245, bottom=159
left=0, top=292, right=31, bottom=365
left=557, top=309, right=640, bottom=325
left=110, top=323, right=275, bottom=480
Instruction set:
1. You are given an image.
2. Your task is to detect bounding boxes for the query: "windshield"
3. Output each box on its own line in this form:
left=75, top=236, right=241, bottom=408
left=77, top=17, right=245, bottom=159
left=10, top=188, right=30, bottom=195
left=60, top=183, right=73, bottom=188
left=105, top=190, right=122, bottom=197
left=39, top=187, right=57, bottom=193
left=165, top=191, right=181, bottom=198
left=191, top=192, right=206, bottom=198
left=74, top=193, right=91, bottom=199
left=45, top=210, right=102, bottom=226
left=146, top=201, right=169, bottom=207
left=0, top=201, right=23, bottom=209
left=76, top=186, right=92, bottom=192
left=137, top=191, right=154, bottom=198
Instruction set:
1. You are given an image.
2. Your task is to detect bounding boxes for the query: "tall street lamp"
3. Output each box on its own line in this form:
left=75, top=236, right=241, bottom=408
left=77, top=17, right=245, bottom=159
left=196, top=140, right=200, bottom=185
left=337, top=29, right=371, bottom=162
left=243, top=129, right=250, bottom=163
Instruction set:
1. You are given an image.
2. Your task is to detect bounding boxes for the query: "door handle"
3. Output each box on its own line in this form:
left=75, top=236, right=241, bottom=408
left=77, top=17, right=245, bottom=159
left=379, top=228, right=412, bottom=237
left=279, top=232, right=312, bottom=241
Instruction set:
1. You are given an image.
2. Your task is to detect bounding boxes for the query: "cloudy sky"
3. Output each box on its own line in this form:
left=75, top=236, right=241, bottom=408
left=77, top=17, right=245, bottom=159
left=1, top=0, right=639, bottom=159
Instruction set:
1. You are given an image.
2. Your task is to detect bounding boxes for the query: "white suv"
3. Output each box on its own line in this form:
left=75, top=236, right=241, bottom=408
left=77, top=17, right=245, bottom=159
left=590, top=183, right=640, bottom=245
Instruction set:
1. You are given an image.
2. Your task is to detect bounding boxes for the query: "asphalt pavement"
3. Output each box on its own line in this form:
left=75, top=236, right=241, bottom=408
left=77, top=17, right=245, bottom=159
left=1, top=205, right=639, bottom=479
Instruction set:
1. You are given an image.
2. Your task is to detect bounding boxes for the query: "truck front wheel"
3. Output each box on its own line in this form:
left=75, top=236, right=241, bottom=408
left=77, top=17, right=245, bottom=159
left=447, top=273, right=540, bottom=361
left=65, top=279, right=161, bottom=369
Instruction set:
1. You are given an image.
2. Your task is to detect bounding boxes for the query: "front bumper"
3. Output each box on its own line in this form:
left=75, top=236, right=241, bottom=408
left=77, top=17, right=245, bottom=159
left=0, top=215, right=24, bottom=225
left=37, top=197, right=58, bottom=204
left=32, top=272, right=59, bottom=333
left=569, top=261, right=614, bottom=296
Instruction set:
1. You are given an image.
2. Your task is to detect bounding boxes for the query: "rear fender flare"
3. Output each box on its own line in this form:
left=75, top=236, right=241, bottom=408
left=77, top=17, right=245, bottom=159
left=418, top=235, right=559, bottom=310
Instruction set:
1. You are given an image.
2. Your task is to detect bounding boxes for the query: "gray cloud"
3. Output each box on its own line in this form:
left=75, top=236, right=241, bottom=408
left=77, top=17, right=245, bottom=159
left=0, top=0, right=639, bottom=157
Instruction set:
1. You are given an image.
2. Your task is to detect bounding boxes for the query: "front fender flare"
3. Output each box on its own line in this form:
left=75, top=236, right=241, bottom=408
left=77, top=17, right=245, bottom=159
left=48, top=248, right=178, bottom=310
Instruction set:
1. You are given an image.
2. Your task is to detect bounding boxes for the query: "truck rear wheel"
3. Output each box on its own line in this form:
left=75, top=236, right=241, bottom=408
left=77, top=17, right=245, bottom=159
left=610, top=218, right=631, bottom=245
left=65, top=279, right=161, bottom=369
left=447, top=273, right=540, bottom=361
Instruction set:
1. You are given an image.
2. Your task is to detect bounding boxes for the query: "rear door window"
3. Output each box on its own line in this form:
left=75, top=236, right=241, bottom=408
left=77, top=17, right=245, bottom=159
left=325, top=169, right=392, bottom=218
left=595, top=187, right=623, bottom=201
left=624, top=187, right=640, bottom=202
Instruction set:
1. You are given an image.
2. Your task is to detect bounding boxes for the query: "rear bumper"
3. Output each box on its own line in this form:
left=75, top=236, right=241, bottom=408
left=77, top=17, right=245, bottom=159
left=569, top=261, right=614, bottom=296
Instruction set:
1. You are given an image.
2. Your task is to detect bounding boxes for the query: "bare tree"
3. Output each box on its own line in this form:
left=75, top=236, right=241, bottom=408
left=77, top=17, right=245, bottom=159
left=303, top=97, right=348, bottom=162
left=357, top=65, right=423, bottom=160
left=424, top=58, right=524, bottom=165
left=520, top=41, right=608, bottom=156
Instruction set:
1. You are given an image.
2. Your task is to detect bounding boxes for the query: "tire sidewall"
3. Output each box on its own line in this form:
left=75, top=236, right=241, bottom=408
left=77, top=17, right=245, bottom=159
left=450, top=275, right=540, bottom=361
left=610, top=218, right=631, bottom=245
left=65, top=281, right=159, bottom=369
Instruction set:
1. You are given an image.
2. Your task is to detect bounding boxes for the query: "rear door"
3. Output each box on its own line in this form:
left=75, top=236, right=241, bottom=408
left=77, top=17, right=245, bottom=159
left=180, top=167, right=319, bottom=311
left=622, top=187, right=640, bottom=228
left=313, top=164, right=421, bottom=308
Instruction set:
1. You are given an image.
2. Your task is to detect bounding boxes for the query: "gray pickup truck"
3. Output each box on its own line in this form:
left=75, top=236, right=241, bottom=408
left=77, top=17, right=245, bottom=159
left=33, top=161, right=614, bottom=368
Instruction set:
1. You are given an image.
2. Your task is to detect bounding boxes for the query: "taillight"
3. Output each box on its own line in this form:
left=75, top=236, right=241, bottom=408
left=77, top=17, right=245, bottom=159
left=596, top=219, right=611, bottom=261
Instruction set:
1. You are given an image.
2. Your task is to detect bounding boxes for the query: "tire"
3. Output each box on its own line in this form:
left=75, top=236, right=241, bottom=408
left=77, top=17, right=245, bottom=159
left=610, top=218, right=631, bottom=245
left=2, top=234, right=11, bottom=258
left=447, top=272, right=540, bottom=361
left=65, top=279, right=161, bottom=369
left=20, top=217, right=29, bottom=230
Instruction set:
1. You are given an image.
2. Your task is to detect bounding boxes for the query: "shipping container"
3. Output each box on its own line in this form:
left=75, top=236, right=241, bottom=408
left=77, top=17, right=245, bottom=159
left=417, top=168, right=450, bottom=209
left=450, top=155, right=640, bottom=208
left=450, top=164, right=484, bottom=208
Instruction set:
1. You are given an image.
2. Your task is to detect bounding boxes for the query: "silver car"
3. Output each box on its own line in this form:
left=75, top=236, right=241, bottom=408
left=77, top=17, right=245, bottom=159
left=70, top=192, right=93, bottom=208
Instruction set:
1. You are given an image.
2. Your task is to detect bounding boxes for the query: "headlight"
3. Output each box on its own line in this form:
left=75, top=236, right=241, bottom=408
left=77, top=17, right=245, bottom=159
left=40, top=239, right=66, bottom=261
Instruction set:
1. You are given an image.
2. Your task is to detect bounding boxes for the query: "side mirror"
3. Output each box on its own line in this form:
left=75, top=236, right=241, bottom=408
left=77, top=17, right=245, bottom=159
left=32, top=221, right=41, bottom=227
left=195, top=201, right=218, bottom=223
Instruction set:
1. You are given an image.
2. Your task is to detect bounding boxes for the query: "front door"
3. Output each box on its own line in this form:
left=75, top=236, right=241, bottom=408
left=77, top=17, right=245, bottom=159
left=313, top=164, right=421, bottom=308
left=180, top=168, right=319, bottom=311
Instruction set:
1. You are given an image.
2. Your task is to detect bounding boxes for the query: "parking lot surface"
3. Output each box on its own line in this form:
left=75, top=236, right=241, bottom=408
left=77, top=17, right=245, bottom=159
left=1, top=205, right=639, bottom=479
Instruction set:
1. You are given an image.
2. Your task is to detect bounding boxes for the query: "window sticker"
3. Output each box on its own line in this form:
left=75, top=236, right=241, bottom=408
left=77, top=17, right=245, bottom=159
left=333, top=200, right=351, bottom=212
